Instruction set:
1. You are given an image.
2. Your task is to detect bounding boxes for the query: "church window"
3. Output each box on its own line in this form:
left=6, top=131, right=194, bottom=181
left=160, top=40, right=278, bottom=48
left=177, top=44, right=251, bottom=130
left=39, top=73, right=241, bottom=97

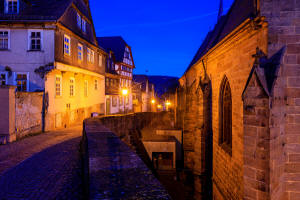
left=219, top=76, right=232, bottom=154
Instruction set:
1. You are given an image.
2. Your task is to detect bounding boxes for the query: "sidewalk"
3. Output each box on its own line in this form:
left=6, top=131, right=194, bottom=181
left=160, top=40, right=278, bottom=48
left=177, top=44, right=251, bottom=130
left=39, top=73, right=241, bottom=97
left=0, top=125, right=83, bottom=199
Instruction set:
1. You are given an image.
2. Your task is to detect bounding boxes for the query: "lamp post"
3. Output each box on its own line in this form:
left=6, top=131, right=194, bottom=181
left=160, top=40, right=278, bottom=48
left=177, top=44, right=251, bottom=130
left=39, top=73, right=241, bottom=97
left=151, top=99, right=155, bottom=112
left=166, top=100, right=171, bottom=111
left=121, top=88, right=128, bottom=114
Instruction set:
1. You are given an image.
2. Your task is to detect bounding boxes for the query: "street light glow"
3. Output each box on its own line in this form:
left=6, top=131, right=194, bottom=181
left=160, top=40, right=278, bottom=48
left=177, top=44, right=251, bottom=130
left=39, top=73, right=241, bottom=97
left=166, top=101, right=171, bottom=106
left=122, top=88, right=128, bottom=96
left=151, top=99, right=155, bottom=104
left=157, top=104, right=162, bottom=109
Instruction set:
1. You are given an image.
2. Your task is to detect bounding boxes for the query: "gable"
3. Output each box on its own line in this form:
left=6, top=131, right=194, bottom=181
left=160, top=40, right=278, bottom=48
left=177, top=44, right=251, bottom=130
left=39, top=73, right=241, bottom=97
left=58, top=1, right=98, bottom=46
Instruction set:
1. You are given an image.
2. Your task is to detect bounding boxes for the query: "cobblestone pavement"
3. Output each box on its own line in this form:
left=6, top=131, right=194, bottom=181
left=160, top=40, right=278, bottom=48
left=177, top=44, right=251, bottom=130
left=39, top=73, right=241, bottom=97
left=0, top=125, right=84, bottom=200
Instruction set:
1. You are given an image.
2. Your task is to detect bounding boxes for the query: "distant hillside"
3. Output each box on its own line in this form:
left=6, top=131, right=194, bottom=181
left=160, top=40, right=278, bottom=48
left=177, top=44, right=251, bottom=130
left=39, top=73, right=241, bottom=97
left=133, top=75, right=179, bottom=97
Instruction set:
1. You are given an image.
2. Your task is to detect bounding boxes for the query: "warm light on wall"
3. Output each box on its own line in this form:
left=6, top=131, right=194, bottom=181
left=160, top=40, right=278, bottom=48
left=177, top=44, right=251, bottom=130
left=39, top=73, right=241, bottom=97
left=157, top=104, right=162, bottom=109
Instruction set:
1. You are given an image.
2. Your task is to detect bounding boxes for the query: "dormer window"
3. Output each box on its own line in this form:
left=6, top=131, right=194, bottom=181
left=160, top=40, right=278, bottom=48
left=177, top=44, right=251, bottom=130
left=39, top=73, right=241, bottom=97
left=5, top=0, right=19, bottom=14
left=76, top=12, right=87, bottom=33
left=77, top=13, right=81, bottom=29
left=82, top=19, right=86, bottom=33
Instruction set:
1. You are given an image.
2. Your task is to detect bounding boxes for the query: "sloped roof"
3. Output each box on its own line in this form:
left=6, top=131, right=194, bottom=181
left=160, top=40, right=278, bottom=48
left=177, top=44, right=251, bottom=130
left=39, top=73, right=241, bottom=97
left=0, top=0, right=72, bottom=21
left=97, top=36, right=130, bottom=63
left=184, top=0, right=257, bottom=74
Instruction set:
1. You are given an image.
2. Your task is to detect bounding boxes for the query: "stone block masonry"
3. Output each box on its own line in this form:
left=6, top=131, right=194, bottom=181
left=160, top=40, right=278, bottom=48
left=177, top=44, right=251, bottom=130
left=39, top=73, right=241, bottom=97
left=16, top=91, right=43, bottom=138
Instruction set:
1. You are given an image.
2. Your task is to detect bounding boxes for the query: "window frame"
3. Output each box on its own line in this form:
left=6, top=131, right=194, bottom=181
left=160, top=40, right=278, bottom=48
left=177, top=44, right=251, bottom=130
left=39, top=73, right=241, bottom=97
left=5, top=0, right=19, bottom=14
left=219, top=76, right=232, bottom=155
left=70, top=77, right=75, bottom=97
left=94, top=79, right=98, bottom=90
left=55, top=75, right=62, bottom=97
left=28, top=30, right=43, bottom=51
left=64, top=34, right=71, bottom=56
left=0, top=72, right=8, bottom=85
left=14, top=72, right=29, bottom=92
left=77, top=13, right=82, bottom=29
left=78, top=43, right=83, bottom=62
left=82, top=18, right=87, bottom=33
left=0, top=30, right=10, bottom=50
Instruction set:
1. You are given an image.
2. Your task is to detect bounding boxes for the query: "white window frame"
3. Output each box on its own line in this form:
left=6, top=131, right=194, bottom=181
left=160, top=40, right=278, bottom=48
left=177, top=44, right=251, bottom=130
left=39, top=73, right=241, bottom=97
left=55, top=75, right=62, bottom=97
left=77, top=13, right=82, bottom=29
left=0, top=72, right=8, bottom=85
left=5, top=0, right=19, bottom=14
left=28, top=30, right=43, bottom=51
left=95, top=79, right=98, bottom=90
left=78, top=43, right=83, bottom=62
left=70, top=77, right=75, bottom=97
left=0, top=30, right=10, bottom=50
left=14, top=72, right=29, bottom=92
left=84, top=80, right=88, bottom=97
left=64, top=34, right=71, bottom=56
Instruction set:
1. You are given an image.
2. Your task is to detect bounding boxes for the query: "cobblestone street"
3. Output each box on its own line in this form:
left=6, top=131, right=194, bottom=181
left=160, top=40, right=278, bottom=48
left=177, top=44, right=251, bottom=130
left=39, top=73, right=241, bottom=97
left=0, top=125, right=83, bottom=200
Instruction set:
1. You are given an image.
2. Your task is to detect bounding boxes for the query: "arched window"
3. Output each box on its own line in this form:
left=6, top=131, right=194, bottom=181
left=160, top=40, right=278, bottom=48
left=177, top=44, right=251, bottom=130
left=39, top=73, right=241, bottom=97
left=219, top=76, right=232, bottom=153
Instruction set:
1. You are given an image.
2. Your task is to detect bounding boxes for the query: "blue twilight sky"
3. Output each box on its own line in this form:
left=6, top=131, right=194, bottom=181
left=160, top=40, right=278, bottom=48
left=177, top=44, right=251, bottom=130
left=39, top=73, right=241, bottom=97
left=90, top=0, right=235, bottom=78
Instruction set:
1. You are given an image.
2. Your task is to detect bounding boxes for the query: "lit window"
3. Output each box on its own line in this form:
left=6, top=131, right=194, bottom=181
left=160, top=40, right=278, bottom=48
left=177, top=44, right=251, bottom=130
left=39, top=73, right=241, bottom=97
left=78, top=43, right=83, bottom=61
left=0, top=73, right=7, bottom=85
left=84, top=80, right=88, bottom=97
left=82, top=18, right=86, bottom=33
left=98, top=54, right=102, bottom=67
left=5, top=0, right=18, bottom=14
left=105, top=78, right=109, bottom=86
left=55, top=75, right=62, bottom=96
left=29, top=31, right=41, bottom=50
left=87, top=48, right=94, bottom=63
left=95, top=79, right=98, bottom=90
left=77, top=13, right=81, bottom=29
left=0, top=31, right=9, bottom=50
left=70, top=78, right=75, bottom=97
left=16, top=73, right=28, bottom=92
left=219, top=76, right=232, bottom=153
left=64, top=34, right=71, bottom=56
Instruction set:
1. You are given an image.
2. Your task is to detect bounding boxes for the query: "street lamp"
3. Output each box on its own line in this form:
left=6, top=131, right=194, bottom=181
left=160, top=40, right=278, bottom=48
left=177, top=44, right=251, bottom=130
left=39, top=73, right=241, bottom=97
left=151, top=99, right=156, bottom=112
left=166, top=100, right=171, bottom=111
left=121, top=88, right=128, bottom=114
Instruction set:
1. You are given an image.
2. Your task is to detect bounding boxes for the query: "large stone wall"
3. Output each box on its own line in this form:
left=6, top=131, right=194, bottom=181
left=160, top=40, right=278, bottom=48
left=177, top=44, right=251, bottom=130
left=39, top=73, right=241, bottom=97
left=92, top=112, right=174, bottom=146
left=261, top=1, right=300, bottom=199
left=243, top=73, right=270, bottom=199
left=15, top=92, right=43, bottom=138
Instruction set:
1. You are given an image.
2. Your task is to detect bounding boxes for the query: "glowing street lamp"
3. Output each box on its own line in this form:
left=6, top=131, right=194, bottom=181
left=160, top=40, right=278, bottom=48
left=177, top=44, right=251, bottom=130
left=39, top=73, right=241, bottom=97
left=157, top=104, right=162, bottom=109
left=165, top=100, right=171, bottom=111
left=121, top=88, right=128, bottom=114
left=151, top=99, right=156, bottom=104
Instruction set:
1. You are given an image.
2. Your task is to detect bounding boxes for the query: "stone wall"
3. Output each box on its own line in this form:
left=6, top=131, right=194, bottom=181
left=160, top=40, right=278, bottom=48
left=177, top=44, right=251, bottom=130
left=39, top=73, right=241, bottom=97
left=82, top=119, right=171, bottom=199
left=15, top=92, right=43, bottom=138
left=92, top=112, right=175, bottom=146
left=0, top=86, right=16, bottom=144
left=243, top=73, right=270, bottom=199
left=261, top=0, right=300, bottom=199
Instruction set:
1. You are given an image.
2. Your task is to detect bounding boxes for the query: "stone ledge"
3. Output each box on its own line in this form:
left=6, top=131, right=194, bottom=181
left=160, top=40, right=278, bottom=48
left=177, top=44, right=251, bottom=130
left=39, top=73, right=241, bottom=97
left=82, top=118, right=171, bottom=199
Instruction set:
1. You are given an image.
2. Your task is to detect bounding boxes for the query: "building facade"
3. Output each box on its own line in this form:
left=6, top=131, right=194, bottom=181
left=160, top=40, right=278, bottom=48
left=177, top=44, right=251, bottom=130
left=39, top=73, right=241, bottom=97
left=0, top=0, right=106, bottom=131
left=177, top=0, right=300, bottom=199
left=97, top=36, right=135, bottom=115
